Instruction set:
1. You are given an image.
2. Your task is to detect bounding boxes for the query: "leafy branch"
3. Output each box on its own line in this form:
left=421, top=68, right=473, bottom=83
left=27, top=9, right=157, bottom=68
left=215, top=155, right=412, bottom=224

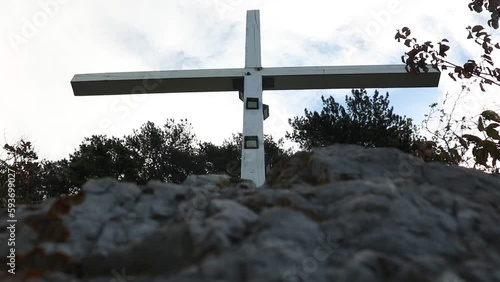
left=394, top=26, right=500, bottom=90
left=468, top=0, right=500, bottom=29
left=394, top=1, right=500, bottom=173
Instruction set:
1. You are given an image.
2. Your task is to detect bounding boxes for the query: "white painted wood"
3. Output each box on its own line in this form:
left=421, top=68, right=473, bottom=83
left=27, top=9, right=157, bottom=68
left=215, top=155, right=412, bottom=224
left=71, top=9, right=441, bottom=188
left=260, top=65, right=441, bottom=90
left=71, top=68, right=245, bottom=95
left=241, top=75, right=265, bottom=185
left=245, top=10, right=261, bottom=68
left=241, top=10, right=265, bottom=186
left=71, top=65, right=440, bottom=96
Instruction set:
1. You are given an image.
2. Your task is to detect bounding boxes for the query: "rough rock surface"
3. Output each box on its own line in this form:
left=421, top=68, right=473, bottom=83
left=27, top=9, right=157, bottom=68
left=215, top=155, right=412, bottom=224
left=1, top=144, right=499, bottom=282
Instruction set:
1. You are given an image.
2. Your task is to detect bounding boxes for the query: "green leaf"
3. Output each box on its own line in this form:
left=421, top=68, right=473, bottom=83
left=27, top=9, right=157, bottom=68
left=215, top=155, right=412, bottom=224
left=481, top=140, right=499, bottom=158
left=486, top=127, right=500, bottom=140
left=450, top=148, right=461, bottom=163
left=448, top=73, right=457, bottom=81
left=463, top=134, right=483, bottom=144
left=481, top=110, right=500, bottom=122
left=458, top=137, right=469, bottom=149
left=478, top=117, right=485, bottom=131
left=472, top=25, right=484, bottom=32
left=474, top=147, right=489, bottom=166
left=486, top=123, right=500, bottom=130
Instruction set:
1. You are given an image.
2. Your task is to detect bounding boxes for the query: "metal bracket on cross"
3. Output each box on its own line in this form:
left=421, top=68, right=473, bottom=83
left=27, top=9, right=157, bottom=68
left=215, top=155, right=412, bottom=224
left=71, top=10, right=440, bottom=187
left=239, top=92, right=269, bottom=120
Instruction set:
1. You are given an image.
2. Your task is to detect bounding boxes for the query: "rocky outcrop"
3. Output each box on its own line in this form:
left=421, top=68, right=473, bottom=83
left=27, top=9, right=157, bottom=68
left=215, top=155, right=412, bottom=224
left=0, top=145, right=499, bottom=282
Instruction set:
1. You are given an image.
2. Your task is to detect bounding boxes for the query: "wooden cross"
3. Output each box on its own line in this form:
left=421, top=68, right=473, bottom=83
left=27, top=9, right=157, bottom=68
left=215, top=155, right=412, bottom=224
left=71, top=10, right=440, bottom=187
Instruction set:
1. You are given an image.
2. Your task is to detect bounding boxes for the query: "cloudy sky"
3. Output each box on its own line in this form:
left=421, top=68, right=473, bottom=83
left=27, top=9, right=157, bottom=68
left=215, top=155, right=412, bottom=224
left=1, top=0, right=498, bottom=161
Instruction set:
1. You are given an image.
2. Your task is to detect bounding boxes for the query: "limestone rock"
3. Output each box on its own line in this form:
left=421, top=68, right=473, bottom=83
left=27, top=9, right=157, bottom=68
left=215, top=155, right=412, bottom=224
left=0, top=144, right=499, bottom=282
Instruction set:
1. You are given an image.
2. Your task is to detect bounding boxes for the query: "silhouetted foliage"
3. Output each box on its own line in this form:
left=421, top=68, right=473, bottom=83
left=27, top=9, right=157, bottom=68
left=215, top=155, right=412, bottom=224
left=197, top=135, right=241, bottom=176
left=69, top=135, right=142, bottom=187
left=40, top=159, right=77, bottom=198
left=0, top=140, right=44, bottom=204
left=124, top=119, right=202, bottom=184
left=0, top=140, right=76, bottom=205
left=0, top=117, right=294, bottom=206
left=394, top=1, right=500, bottom=172
left=286, top=89, right=418, bottom=153
left=468, top=0, right=500, bottom=29
left=198, top=133, right=293, bottom=177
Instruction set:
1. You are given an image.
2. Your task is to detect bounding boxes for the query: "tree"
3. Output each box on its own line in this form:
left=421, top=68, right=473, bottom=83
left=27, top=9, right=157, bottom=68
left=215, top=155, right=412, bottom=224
left=0, top=118, right=295, bottom=205
left=69, top=135, right=142, bottom=187
left=286, top=89, right=418, bottom=153
left=197, top=135, right=241, bottom=175
left=197, top=133, right=293, bottom=177
left=419, top=98, right=500, bottom=173
left=0, top=140, right=45, bottom=204
left=394, top=2, right=500, bottom=89
left=394, top=1, right=500, bottom=173
left=40, top=159, right=78, bottom=198
left=262, top=134, right=294, bottom=168
left=0, top=140, right=75, bottom=204
left=125, top=119, right=202, bottom=184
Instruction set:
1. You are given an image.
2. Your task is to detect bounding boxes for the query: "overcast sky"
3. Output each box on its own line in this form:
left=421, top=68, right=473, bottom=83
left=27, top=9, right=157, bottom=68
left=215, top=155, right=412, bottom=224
left=1, top=0, right=498, bottom=161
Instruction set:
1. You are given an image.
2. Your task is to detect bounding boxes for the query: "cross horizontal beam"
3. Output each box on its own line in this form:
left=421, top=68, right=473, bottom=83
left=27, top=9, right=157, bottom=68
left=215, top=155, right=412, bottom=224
left=71, top=65, right=440, bottom=96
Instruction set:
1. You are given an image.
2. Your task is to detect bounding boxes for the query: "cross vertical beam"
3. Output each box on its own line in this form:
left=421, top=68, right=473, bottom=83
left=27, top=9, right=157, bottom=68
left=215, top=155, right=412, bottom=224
left=241, top=10, right=265, bottom=186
